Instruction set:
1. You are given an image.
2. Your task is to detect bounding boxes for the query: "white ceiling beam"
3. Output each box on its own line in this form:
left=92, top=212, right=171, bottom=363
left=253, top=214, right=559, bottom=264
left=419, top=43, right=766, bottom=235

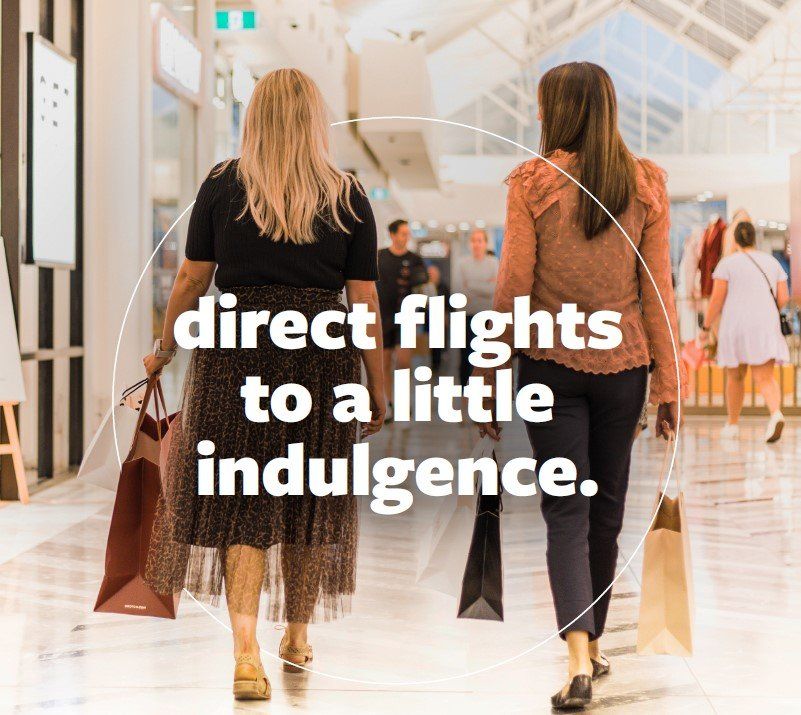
left=624, top=3, right=732, bottom=68
left=502, top=78, right=536, bottom=104
left=604, top=33, right=706, bottom=96
left=612, top=68, right=682, bottom=112
left=654, top=0, right=750, bottom=52
left=427, top=0, right=520, bottom=53
left=737, top=0, right=781, bottom=22
left=475, top=25, right=526, bottom=65
left=570, top=0, right=589, bottom=27
left=530, top=0, right=621, bottom=60
left=483, top=89, right=533, bottom=125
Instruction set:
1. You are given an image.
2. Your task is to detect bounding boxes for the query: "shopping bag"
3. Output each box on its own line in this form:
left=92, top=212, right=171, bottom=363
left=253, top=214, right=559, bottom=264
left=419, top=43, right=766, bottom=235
left=457, top=442, right=504, bottom=621
left=77, top=379, right=148, bottom=491
left=416, top=436, right=495, bottom=596
left=159, top=410, right=181, bottom=497
left=94, top=376, right=180, bottom=619
left=680, top=339, right=706, bottom=371
left=636, top=431, right=694, bottom=656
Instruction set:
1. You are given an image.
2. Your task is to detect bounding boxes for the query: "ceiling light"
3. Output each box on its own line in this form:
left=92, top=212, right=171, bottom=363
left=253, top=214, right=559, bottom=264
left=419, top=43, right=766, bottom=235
left=410, top=221, right=422, bottom=231
left=446, top=224, right=456, bottom=233
left=427, top=219, right=439, bottom=229
left=474, top=219, right=486, bottom=228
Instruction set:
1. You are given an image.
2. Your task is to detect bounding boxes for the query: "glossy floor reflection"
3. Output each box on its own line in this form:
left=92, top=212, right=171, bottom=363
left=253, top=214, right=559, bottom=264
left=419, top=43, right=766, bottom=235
left=1, top=409, right=800, bottom=713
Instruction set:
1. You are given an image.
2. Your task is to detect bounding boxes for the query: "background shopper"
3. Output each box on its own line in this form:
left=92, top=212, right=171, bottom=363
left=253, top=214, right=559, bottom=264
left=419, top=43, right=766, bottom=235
left=424, top=264, right=450, bottom=372
left=377, top=219, right=427, bottom=420
left=141, top=69, right=384, bottom=701
left=701, top=221, right=790, bottom=442
left=477, top=61, right=684, bottom=710
left=453, top=229, right=499, bottom=386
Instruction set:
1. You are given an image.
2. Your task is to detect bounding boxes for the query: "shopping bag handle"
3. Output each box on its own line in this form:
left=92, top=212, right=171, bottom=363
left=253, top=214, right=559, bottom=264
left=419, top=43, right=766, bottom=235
left=119, top=377, right=148, bottom=404
left=125, top=375, right=169, bottom=461
left=469, top=435, right=503, bottom=513
left=655, top=424, right=680, bottom=495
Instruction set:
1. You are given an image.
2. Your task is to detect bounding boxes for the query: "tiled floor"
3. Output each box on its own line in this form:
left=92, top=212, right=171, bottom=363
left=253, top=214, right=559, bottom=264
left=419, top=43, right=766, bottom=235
left=1, top=408, right=799, bottom=713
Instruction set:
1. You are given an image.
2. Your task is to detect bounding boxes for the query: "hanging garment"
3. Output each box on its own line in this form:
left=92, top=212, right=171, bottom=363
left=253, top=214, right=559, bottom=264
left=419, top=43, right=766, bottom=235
left=676, top=228, right=703, bottom=343
left=699, top=218, right=726, bottom=298
left=721, top=209, right=752, bottom=258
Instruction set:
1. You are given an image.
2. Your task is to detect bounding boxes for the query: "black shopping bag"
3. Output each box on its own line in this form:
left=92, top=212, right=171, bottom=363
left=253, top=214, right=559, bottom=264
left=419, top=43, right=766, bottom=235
left=457, top=460, right=504, bottom=621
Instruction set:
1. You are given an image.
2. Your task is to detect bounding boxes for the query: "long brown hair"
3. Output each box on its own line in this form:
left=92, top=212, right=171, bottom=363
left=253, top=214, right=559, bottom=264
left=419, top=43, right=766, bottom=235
left=223, top=68, right=357, bottom=244
left=538, top=62, right=636, bottom=239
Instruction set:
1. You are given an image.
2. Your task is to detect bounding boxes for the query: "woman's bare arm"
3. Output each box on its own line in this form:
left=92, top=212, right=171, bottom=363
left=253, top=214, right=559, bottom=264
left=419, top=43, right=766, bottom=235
left=345, top=279, right=385, bottom=436
left=703, top=279, right=728, bottom=328
left=144, top=259, right=215, bottom=375
left=776, top=280, right=789, bottom=309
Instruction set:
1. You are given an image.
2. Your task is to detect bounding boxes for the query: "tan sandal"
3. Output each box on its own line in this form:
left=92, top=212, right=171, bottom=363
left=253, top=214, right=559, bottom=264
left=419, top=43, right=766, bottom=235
left=279, top=634, right=313, bottom=673
left=233, top=653, right=271, bottom=700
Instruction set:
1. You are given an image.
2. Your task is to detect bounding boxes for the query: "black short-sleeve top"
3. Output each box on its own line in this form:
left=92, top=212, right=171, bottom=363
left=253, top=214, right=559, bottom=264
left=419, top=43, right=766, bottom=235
left=184, top=160, right=379, bottom=290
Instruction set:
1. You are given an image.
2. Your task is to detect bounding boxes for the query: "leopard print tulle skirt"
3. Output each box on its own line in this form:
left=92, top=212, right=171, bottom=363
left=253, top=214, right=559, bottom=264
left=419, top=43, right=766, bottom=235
left=145, top=285, right=360, bottom=623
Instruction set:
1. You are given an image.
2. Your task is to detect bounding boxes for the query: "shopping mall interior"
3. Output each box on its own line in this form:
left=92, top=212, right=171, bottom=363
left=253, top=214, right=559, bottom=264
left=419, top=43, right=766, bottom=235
left=1, top=0, right=800, bottom=713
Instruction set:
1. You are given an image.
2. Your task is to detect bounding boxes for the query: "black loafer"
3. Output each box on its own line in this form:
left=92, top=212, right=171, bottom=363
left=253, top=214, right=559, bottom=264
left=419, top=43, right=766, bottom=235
left=591, top=655, right=610, bottom=679
left=551, top=674, right=592, bottom=710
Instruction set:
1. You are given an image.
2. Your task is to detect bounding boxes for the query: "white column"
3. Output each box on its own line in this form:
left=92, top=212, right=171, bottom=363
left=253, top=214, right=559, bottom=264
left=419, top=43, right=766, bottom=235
left=83, top=0, right=152, bottom=441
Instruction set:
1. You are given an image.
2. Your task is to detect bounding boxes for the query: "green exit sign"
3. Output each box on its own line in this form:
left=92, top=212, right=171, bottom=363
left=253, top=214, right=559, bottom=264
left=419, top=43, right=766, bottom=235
left=216, top=10, right=258, bottom=31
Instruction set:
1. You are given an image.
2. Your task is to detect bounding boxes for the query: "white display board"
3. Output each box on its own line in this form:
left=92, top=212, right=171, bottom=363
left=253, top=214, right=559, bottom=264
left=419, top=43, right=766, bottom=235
left=27, top=34, right=77, bottom=267
left=0, top=239, right=26, bottom=403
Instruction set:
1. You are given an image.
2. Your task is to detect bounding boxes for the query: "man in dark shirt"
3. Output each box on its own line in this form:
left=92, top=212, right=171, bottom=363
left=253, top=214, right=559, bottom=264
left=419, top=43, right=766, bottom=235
left=377, top=219, right=427, bottom=421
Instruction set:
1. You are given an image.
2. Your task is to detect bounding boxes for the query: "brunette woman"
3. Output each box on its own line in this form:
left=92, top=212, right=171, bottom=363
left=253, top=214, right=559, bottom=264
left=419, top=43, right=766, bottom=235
left=142, top=69, right=385, bottom=700
left=478, top=62, right=685, bottom=709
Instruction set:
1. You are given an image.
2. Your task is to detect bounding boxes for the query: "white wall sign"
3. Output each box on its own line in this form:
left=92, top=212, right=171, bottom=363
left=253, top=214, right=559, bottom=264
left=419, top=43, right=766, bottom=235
left=26, top=34, right=77, bottom=267
left=0, top=240, right=26, bottom=403
left=152, top=4, right=203, bottom=105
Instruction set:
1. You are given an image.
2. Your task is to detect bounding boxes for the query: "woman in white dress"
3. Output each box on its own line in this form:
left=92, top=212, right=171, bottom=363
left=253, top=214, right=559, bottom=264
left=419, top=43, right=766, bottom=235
left=701, top=221, right=790, bottom=442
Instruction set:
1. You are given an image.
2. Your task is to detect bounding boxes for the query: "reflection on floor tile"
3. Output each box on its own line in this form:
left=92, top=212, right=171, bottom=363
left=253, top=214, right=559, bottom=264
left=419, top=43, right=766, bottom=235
left=1, top=411, right=799, bottom=713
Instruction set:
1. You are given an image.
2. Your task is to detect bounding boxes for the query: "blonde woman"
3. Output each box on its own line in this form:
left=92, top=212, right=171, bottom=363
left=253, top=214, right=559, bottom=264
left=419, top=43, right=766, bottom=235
left=142, top=69, right=385, bottom=700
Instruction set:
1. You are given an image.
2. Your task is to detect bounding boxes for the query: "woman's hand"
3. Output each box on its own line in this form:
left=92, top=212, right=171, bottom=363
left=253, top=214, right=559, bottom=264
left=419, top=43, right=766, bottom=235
left=361, top=383, right=386, bottom=438
left=655, top=402, right=680, bottom=439
left=143, top=353, right=172, bottom=377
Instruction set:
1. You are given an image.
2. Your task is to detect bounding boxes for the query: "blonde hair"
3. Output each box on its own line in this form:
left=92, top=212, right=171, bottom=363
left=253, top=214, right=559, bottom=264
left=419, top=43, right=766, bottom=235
left=226, top=68, right=357, bottom=244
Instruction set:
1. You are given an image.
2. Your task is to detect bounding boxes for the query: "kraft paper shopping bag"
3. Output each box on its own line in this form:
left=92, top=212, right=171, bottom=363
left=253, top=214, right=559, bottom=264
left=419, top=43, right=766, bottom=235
left=636, top=432, right=694, bottom=656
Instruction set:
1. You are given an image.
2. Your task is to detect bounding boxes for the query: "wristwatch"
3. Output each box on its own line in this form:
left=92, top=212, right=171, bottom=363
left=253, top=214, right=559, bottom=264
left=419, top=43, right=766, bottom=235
left=153, top=339, right=177, bottom=359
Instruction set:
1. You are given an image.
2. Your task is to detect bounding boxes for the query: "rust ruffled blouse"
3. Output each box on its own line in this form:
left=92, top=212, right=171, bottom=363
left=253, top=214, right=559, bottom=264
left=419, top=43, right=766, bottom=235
left=495, top=150, right=686, bottom=405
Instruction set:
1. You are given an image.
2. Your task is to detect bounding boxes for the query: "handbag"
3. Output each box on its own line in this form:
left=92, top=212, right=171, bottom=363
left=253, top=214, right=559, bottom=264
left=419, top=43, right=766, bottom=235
left=417, top=436, right=494, bottom=597
left=743, top=251, right=792, bottom=336
left=636, top=429, right=694, bottom=656
left=94, top=375, right=180, bottom=619
left=457, top=441, right=504, bottom=621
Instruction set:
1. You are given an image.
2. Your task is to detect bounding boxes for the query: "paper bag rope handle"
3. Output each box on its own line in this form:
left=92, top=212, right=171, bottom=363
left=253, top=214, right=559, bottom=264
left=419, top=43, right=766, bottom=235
left=655, top=423, right=680, bottom=495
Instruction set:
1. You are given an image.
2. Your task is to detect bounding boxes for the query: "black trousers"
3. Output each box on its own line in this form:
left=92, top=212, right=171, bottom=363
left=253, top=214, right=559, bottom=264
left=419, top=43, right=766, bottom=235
left=518, top=357, right=647, bottom=641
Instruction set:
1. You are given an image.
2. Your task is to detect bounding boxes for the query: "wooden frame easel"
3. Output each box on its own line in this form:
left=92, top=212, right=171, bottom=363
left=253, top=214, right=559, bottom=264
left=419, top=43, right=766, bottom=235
left=0, top=402, right=28, bottom=504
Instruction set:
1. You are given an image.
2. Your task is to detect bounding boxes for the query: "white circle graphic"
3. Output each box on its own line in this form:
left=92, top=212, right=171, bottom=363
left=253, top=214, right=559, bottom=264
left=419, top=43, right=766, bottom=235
left=111, top=116, right=682, bottom=685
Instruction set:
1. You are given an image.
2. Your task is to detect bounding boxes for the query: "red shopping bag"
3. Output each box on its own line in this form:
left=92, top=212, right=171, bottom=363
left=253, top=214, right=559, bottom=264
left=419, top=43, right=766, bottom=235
left=94, top=376, right=180, bottom=618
